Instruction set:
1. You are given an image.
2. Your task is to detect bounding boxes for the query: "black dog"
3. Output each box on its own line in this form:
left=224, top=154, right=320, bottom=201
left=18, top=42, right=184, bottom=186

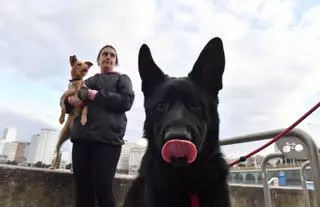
left=123, top=37, right=230, bottom=207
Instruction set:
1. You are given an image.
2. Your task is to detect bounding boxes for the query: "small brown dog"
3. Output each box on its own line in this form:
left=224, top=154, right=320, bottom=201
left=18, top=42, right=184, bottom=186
left=50, top=55, right=93, bottom=170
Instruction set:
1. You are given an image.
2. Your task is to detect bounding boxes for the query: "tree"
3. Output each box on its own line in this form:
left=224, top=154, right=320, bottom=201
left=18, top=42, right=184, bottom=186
left=34, top=161, right=43, bottom=168
left=11, top=161, right=18, bottom=165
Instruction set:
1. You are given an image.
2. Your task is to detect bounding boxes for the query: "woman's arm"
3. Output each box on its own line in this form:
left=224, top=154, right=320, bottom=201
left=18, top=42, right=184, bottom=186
left=95, top=74, right=135, bottom=112
left=64, top=76, right=96, bottom=112
left=78, top=74, right=135, bottom=112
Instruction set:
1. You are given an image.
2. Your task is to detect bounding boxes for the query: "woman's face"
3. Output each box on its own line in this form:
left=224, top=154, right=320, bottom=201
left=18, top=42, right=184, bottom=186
left=98, top=46, right=117, bottom=72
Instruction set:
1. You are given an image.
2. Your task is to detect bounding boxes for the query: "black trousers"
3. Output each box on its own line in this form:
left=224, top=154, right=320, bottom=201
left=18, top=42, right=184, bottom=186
left=72, top=142, right=121, bottom=207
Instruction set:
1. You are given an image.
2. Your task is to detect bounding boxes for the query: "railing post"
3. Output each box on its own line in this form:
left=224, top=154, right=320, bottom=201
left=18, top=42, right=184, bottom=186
left=300, top=161, right=311, bottom=207
left=261, top=153, right=285, bottom=207
left=290, top=129, right=320, bottom=207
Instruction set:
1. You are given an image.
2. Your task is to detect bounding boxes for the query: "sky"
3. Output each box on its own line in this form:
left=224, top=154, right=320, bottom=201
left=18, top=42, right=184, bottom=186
left=0, top=0, right=319, bottom=158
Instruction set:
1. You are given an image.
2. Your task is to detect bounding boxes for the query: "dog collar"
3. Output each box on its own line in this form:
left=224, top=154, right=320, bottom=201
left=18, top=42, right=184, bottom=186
left=69, top=78, right=81, bottom=82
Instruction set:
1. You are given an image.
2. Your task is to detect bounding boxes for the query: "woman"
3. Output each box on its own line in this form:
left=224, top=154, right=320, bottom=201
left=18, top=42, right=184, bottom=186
left=65, top=45, right=135, bottom=207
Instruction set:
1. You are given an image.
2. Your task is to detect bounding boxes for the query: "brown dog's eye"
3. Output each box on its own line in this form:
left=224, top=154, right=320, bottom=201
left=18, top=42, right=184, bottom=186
left=156, top=101, right=170, bottom=112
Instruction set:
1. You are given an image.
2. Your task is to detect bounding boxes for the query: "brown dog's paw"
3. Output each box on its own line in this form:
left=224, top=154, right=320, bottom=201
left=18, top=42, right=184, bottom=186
left=59, top=116, right=65, bottom=124
left=59, top=108, right=66, bottom=124
left=81, top=118, right=87, bottom=126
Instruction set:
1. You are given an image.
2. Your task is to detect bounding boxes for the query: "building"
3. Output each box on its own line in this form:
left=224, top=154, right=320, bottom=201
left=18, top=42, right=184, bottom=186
left=0, top=139, right=5, bottom=155
left=2, top=142, right=18, bottom=161
left=117, top=142, right=138, bottom=173
left=27, top=128, right=59, bottom=165
left=117, top=141, right=147, bottom=174
left=23, top=142, right=31, bottom=163
left=27, top=133, right=41, bottom=164
left=0, top=127, right=18, bottom=157
left=2, top=127, right=18, bottom=142
left=1, top=142, right=28, bottom=162
left=15, top=142, right=28, bottom=163
left=0, top=154, right=8, bottom=164
left=59, top=151, right=71, bottom=169
left=128, top=146, right=146, bottom=175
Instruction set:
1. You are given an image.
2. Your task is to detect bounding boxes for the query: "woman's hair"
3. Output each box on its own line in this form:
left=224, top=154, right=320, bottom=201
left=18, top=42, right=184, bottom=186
left=96, top=44, right=119, bottom=66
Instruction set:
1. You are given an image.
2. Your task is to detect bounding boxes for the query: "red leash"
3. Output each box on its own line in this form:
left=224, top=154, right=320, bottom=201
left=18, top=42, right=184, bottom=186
left=190, top=193, right=200, bottom=207
left=190, top=101, right=320, bottom=207
left=228, top=101, right=320, bottom=167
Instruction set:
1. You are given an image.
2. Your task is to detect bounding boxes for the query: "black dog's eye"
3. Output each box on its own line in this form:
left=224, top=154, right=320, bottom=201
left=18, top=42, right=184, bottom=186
left=187, top=98, right=202, bottom=109
left=156, top=101, right=170, bottom=111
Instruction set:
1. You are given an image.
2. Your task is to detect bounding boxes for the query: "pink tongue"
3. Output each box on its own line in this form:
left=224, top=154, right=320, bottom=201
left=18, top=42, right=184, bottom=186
left=161, top=139, right=197, bottom=164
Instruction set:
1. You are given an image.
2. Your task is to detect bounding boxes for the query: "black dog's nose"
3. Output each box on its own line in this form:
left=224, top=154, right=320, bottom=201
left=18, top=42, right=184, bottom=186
left=164, top=126, right=192, bottom=141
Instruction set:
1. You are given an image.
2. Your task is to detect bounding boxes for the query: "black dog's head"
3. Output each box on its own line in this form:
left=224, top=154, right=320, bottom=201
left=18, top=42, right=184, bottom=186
left=139, top=37, right=225, bottom=167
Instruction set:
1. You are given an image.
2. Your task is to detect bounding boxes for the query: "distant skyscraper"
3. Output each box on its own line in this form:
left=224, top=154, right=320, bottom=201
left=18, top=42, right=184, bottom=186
left=60, top=151, right=71, bottom=169
left=27, top=133, right=41, bottom=164
left=117, top=142, right=137, bottom=173
left=128, top=146, right=146, bottom=175
left=2, top=127, right=18, bottom=142
left=27, top=128, right=59, bottom=165
left=0, top=140, right=5, bottom=154
left=117, top=142, right=146, bottom=173
left=2, top=142, right=19, bottom=161
left=0, top=130, right=3, bottom=140
left=23, top=142, right=31, bottom=162
left=2, top=142, right=27, bottom=162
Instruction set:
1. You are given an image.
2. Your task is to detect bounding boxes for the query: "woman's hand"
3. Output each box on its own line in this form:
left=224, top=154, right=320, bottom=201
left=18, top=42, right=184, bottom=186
left=77, top=88, right=98, bottom=101
left=68, top=96, right=84, bottom=107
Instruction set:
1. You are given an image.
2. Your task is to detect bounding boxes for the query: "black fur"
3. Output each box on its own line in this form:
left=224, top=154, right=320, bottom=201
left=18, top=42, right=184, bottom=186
left=123, top=37, right=230, bottom=207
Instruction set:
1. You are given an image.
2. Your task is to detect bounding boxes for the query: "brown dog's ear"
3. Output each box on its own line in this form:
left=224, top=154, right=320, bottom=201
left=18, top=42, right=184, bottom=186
left=69, top=55, right=77, bottom=65
left=85, top=61, right=93, bottom=68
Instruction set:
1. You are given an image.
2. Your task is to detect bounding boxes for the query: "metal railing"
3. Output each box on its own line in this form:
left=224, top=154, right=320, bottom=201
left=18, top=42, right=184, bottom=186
left=300, top=160, right=311, bottom=207
left=300, top=148, right=320, bottom=207
left=261, top=153, right=285, bottom=207
left=220, top=128, right=320, bottom=207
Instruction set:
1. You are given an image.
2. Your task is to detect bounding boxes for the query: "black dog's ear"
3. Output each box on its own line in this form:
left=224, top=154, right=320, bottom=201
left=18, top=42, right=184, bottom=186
left=138, top=44, right=167, bottom=96
left=188, top=37, right=225, bottom=95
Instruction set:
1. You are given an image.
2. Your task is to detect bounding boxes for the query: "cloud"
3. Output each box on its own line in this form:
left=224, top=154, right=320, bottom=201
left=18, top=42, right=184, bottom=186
left=0, top=0, right=319, bottom=159
left=0, top=106, right=56, bottom=141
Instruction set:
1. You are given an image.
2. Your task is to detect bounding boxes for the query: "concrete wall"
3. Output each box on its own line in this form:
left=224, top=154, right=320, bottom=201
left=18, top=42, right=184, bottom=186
left=0, top=165, right=314, bottom=207
left=0, top=165, right=131, bottom=207
left=230, top=184, right=314, bottom=207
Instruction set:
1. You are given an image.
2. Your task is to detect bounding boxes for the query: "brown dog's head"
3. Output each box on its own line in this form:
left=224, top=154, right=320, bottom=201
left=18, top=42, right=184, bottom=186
left=69, top=55, right=93, bottom=79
